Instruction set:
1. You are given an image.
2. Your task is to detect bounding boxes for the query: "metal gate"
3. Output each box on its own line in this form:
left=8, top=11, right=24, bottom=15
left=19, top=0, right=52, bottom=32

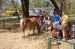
left=0, top=16, right=20, bottom=31
left=48, top=33, right=75, bottom=49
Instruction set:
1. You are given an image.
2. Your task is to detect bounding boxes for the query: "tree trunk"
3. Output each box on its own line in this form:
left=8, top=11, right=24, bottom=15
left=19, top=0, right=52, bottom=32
left=21, top=0, right=29, bottom=18
left=60, top=0, right=66, bottom=16
left=50, top=0, right=60, bottom=14
left=0, top=0, right=3, bottom=10
left=50, top=0, right=66, bottom=16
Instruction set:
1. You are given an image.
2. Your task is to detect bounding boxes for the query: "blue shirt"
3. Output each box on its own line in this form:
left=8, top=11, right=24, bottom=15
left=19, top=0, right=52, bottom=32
left=51, top=14, right=60, bottom=22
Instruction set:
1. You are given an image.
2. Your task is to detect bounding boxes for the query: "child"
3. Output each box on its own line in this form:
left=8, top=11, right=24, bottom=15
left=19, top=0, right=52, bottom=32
left=47, top=19, right=52, bottom=31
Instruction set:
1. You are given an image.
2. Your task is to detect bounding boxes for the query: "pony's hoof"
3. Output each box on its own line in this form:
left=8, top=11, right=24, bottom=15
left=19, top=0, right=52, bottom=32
left=22, top=34, right=29, bottom=38
left=30, top=31, right=33, bottom=35
left=22, top=35, right=26, bottom=38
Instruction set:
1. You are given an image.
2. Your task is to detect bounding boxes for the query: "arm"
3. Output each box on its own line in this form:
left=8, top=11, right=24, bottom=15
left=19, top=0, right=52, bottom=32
left=60, top=16, right=63, bottom=22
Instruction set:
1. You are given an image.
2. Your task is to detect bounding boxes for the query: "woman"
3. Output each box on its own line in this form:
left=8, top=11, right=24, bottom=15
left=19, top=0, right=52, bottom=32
left=60, top=11, right=69, bottom=40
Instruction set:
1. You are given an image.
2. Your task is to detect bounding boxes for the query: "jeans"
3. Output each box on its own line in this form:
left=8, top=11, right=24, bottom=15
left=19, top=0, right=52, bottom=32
left=53, top=21, right=62, bottom=39
left=53, top=21, right=60, bottom=29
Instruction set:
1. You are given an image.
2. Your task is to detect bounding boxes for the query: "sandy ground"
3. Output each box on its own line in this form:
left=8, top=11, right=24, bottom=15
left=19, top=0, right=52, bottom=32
left=0, top=30, right=48, bottom=49
left=0, top=28, right=75, bottom=49
left=0, top=30, right=75, bottom=49
left=0, top=23, right=48, bottom=49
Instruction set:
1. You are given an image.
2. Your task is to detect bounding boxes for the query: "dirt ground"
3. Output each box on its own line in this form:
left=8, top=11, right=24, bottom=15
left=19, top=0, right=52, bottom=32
left=0, top=30, right=48, bottom=49
left=0, top=29, right=75, bottom=49
left=0, top=24, right=75, bottom=49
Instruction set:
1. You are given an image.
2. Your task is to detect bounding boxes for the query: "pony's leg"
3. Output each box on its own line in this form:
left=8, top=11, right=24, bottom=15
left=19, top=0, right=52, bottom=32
left=21, top=23, right=28, bottom=37
left=20, top=19, right=26, bottom=33
left=33, top=25, right=35, bottom=34
left=29, top=25, right=35, bottom=35
left=37, top=23, right=40, bottom=33
left=20, top=19, right=26, bottom=37
left=23, top=25, right=26, bottom=36
left=29, top=26, right=33, bottom=34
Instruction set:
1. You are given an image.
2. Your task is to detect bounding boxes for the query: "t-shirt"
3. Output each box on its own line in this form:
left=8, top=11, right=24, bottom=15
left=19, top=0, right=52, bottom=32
left=51, top=14, right=60, bottom=23
left=40, top=16, right=44, bottom=21
left=47, top=20, right=51, bottom=25
left=61, top=15, right=68, bottom=25
left=43, top=15, right=49, bottom=22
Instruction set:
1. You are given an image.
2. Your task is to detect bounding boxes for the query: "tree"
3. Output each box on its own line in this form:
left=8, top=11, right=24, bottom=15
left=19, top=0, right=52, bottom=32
left=49, top=0, right=68, bottom=16
left=29, top=0, right=52, bottom=8
left=44, top=1, right=52, bottom=7
left=65, top=0, right=72, bottom=14
left=11, top=0, right=20, bottom=20
left=0, top=0, right=3, bottom=10
left=21, top=0, right=29, bottom=18
left=60, top=0, right=71, bottom=15
left=49, top=0, right=60, bottom=15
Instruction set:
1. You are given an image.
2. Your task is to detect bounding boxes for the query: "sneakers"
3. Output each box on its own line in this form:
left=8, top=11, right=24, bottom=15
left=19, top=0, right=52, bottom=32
left=62, top=39, right=67, bottom=41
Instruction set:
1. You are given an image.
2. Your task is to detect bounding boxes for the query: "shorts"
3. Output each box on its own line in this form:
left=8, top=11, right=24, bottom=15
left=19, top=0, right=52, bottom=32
left=57, top=24, right=67, bottom=30
left=52, top=21, right=60, bottom=29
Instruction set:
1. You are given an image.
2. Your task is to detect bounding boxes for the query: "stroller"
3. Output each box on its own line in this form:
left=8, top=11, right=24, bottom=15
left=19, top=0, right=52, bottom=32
left=67, top=20, right=75, bottom=38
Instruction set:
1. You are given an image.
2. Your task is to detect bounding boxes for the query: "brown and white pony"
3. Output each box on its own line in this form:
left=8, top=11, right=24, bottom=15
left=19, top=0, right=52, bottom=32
left=20, top=16, right=40, bottom=36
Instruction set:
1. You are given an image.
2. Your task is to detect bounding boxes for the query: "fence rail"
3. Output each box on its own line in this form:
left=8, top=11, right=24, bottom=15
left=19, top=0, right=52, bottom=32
left=48, top=33, right=75, bottom=49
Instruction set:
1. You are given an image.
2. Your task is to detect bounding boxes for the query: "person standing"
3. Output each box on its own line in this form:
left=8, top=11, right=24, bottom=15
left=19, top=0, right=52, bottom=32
left=51, top=12, right=60, bottom=29
left=40, top=11, right=50, bottom=31
left=51, top=12, right=61, bottom=39
left=60, top=11, right=69, bottom=40
left=43, top=11, right=50, bottom=31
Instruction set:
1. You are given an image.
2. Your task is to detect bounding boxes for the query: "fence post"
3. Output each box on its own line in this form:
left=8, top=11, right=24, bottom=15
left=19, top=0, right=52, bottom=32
left=73, top=43, right=75, bottom=49
left=48, top=34, right=51, bottom=49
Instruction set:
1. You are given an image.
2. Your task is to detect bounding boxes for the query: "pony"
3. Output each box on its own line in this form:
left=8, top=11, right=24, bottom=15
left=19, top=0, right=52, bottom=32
left=20, top=16, right=40, bottom=36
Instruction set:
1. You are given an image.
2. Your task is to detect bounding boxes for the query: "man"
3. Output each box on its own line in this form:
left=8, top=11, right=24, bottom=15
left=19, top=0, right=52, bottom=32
left=51, top=12, right=60, bottom=29
left=51, top=12, right=61, bottom=39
